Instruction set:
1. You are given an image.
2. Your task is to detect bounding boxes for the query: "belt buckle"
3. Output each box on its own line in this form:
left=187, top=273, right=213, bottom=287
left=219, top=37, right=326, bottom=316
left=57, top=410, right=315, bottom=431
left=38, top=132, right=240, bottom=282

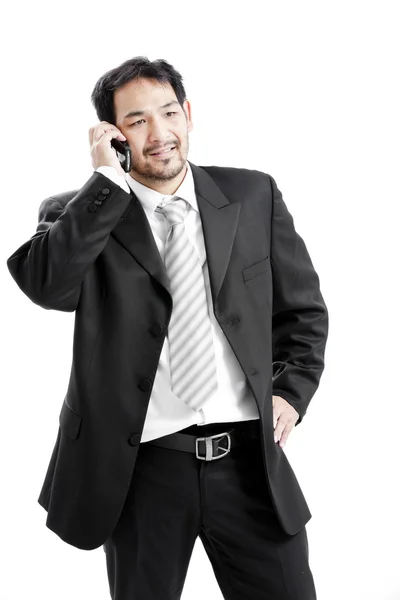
left=195, top=432, right=231, bottom=461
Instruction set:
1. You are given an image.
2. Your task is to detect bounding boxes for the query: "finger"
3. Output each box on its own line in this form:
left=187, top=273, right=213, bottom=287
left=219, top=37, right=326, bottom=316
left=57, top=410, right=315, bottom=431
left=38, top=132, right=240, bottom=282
left=101, top=128, right=126, bottom=144
left=272, top=406, right=282, bottom=429
left=93, top=123, right=126, bottom=144
left=279, top=425, right=291, bottom=447
left=90, top=123, right=111, bottom=144
left=273, top=417, right=286, bottom=443
left=281, top=417, right=296, bottom=446
left=92, top=124, right=111, bottom=144
left=89, top=125, right=103, bottom=147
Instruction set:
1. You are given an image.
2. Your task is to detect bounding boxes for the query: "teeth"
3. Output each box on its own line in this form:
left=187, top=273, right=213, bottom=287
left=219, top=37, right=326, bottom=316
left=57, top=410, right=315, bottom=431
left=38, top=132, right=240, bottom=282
left=153, top=147, right=174, bottom=155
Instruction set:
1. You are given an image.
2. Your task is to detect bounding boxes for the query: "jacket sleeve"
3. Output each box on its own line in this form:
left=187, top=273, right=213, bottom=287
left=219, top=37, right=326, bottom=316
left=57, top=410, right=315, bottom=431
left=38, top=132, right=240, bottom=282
left=269, top=174, right=329, bottom=424
left=6, top=171, right=132, bottom=312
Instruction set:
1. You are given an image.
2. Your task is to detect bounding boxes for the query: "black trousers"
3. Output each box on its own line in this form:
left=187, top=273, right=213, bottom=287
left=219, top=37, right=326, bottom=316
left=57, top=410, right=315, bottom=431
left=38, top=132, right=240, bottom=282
left=103, top=420, right=317, bottom=599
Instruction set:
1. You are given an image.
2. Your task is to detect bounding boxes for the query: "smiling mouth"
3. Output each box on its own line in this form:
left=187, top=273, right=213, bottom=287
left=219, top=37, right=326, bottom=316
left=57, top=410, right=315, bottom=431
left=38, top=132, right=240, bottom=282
left=150, top=146, right=176, bottom=157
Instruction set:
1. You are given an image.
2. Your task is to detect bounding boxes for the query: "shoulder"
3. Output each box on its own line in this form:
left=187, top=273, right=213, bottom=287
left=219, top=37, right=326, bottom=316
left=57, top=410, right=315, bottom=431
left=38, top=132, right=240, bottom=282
left=199, top=163, right=271, bottom=182
left=41, top=190, right=79, bottom=211
left=195, top=163, right=274, bottom=199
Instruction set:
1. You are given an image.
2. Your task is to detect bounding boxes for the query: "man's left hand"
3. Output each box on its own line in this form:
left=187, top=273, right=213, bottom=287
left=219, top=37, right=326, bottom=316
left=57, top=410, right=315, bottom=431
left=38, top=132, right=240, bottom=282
left=272, top=395, right=300, bottom=448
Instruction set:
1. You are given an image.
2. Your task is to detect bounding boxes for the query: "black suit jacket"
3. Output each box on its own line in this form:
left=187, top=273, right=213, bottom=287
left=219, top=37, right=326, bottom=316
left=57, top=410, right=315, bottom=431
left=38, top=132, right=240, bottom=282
left=6, top=161, right=328, bottom=550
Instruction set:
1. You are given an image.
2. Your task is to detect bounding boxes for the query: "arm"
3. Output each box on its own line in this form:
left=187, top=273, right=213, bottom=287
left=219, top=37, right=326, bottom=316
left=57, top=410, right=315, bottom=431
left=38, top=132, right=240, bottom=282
left=95, top=165, right=130, bottom=194
left=269, top=174, right=329, bottom=424
left=6, top=171, right=131, bottom=312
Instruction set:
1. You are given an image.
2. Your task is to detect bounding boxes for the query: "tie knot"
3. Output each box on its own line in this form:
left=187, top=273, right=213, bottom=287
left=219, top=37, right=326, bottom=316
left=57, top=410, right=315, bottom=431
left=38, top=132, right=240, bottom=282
left=157, top=197, right=187, bottom=225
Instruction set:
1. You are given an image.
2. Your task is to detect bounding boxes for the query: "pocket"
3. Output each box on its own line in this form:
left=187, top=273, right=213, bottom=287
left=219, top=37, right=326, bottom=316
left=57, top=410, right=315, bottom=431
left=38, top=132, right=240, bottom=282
left=242, top=256, right=271, bottom=282
left=59, top=399, right=82, bottom=440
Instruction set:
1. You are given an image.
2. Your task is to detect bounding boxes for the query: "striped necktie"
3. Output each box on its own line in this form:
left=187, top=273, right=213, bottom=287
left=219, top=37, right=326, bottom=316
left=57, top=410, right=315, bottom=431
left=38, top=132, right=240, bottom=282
left=157, top=196, right=218, bottom=411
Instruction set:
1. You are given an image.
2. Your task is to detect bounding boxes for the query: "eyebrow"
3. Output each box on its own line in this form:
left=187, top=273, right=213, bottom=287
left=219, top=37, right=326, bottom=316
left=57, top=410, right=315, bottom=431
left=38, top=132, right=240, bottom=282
left=122, top=101, right=180, bottom=121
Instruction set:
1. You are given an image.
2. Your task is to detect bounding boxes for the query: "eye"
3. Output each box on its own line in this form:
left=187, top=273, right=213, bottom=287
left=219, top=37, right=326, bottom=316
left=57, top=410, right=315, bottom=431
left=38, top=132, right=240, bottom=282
left=129, top=119, right=144, bottom=127
left=129, top=112, right=177, bottom=127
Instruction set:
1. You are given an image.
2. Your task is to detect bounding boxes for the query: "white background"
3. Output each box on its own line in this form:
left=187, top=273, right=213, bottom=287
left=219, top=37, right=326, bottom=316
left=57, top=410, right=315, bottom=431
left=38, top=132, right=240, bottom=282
left=1, top=1, right=399, bottom=598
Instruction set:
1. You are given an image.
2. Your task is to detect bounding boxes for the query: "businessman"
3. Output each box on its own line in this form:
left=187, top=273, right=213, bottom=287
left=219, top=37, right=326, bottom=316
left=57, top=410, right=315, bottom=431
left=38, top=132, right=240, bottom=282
left=6, top=56, right=329, bottom=599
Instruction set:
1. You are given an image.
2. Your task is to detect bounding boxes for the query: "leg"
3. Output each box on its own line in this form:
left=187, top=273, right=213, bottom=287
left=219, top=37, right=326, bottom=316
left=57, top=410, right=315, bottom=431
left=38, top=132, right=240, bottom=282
left=103, top=441, right=201, bottom=600
left=198, top=434, right=317, bottom=600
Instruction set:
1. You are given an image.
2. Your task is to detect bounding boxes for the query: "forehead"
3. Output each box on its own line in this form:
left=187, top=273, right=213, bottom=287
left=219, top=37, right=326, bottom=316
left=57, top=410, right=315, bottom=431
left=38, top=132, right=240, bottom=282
left=114, top=78, right=177, bottom=120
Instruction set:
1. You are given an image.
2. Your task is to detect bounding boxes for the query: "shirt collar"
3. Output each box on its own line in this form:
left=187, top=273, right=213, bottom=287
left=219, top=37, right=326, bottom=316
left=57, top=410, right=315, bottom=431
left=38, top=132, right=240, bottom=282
left=124, top=161, right=198, bottom=218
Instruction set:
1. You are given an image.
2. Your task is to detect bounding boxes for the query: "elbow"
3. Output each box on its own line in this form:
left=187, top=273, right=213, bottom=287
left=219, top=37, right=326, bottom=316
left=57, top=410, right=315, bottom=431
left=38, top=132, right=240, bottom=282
left=7, top=257, right=80, bottom=313
left=7, top=249, right=81, bottom=313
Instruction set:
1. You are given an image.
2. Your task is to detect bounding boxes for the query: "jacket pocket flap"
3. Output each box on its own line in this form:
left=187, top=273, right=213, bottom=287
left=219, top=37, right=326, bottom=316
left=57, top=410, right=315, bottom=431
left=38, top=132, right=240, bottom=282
left=59, top=400, right=82, bottom=440
left=242, top=256, right=270, bottom=282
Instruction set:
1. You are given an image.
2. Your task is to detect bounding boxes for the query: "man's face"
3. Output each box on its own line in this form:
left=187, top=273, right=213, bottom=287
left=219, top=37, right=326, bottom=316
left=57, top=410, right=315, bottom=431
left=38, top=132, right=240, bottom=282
left=114, top=77, right=193, bottom=189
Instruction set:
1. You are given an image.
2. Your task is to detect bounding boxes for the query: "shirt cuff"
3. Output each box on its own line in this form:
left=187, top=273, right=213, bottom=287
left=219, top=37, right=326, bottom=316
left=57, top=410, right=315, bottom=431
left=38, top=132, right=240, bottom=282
left=96, top=166, right=130, bottom=195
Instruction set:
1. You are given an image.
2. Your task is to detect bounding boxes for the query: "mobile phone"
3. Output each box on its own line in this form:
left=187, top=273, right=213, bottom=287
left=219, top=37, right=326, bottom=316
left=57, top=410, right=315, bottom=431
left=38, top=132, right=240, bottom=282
left=110, top=138, right=132, bottom=173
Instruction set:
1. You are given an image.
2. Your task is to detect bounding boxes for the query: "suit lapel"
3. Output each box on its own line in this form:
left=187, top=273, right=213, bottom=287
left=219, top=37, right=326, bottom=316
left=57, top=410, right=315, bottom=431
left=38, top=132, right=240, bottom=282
left=110, top=160, right=241, bottom=306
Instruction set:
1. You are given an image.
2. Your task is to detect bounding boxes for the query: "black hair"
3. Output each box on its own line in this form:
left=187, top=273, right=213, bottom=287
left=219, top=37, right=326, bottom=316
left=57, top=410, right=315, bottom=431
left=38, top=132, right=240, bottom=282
left=90, top=56, right=188, bottom=125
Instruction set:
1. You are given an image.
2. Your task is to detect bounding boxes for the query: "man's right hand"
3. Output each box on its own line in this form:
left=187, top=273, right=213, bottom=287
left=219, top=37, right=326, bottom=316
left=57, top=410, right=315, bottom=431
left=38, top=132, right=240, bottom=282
left=89, top=121, right=127, bottom=178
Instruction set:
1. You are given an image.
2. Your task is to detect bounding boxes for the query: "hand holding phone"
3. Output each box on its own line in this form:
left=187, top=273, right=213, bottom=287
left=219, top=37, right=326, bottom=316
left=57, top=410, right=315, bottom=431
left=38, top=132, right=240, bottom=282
left=89, top=122, right=131, bottom=177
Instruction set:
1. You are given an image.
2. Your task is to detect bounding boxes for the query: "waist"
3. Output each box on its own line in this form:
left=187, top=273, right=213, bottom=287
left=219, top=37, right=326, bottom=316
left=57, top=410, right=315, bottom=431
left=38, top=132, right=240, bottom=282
left=178, top=418, right=260, bottom=437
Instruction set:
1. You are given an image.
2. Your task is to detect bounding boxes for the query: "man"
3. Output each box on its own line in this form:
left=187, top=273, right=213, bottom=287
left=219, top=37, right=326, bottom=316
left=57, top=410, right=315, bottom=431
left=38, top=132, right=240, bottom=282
left=6, top=56, right=329, bottom=599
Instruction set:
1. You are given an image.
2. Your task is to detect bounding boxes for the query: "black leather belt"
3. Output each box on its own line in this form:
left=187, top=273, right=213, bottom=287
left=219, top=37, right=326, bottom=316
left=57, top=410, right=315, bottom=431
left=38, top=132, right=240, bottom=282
left=144, top=420, right=261, bottom=461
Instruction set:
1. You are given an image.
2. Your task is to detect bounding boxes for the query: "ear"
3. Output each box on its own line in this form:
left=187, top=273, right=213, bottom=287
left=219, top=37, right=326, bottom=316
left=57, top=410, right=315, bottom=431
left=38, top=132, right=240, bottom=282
left=183, top=100, right=193, bottom=132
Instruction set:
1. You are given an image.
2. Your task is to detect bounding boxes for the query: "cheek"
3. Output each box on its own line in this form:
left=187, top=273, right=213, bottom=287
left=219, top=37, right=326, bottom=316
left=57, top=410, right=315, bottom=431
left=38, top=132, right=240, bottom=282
left=128, top=143, right=145, bottom=157
left=122, top=133, right=143, bottom=154
left=176, top=135, right=187, bottom=148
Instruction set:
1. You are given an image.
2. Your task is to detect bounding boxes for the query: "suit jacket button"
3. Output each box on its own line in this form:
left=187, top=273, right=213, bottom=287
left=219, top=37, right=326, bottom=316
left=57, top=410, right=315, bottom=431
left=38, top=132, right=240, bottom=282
left=97, top=194, right=107, bottom=201
left=101, top=188, right=110, bottom=195
left=151, top=323, right=164, bottom=336
left=138, top=378, right=152, bottom=391
left=88, top=204, right=98, bottom=212
left=128, top=434, right=141, bottom=446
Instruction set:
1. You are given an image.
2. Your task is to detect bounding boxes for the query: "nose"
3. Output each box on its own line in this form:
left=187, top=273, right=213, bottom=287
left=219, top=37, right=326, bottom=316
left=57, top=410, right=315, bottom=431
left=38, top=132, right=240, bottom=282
left=147, top=119, right=170, bottom=144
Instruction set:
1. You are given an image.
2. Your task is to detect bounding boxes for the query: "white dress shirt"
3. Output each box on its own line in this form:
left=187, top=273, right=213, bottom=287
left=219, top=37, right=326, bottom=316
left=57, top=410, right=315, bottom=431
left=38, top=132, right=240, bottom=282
left=96, top=162, right=260, bottom=442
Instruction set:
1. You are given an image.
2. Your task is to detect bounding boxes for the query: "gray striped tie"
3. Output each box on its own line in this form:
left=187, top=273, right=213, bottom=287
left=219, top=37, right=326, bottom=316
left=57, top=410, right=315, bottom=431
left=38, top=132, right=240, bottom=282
left=157, top=196, right=218, bottom=411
